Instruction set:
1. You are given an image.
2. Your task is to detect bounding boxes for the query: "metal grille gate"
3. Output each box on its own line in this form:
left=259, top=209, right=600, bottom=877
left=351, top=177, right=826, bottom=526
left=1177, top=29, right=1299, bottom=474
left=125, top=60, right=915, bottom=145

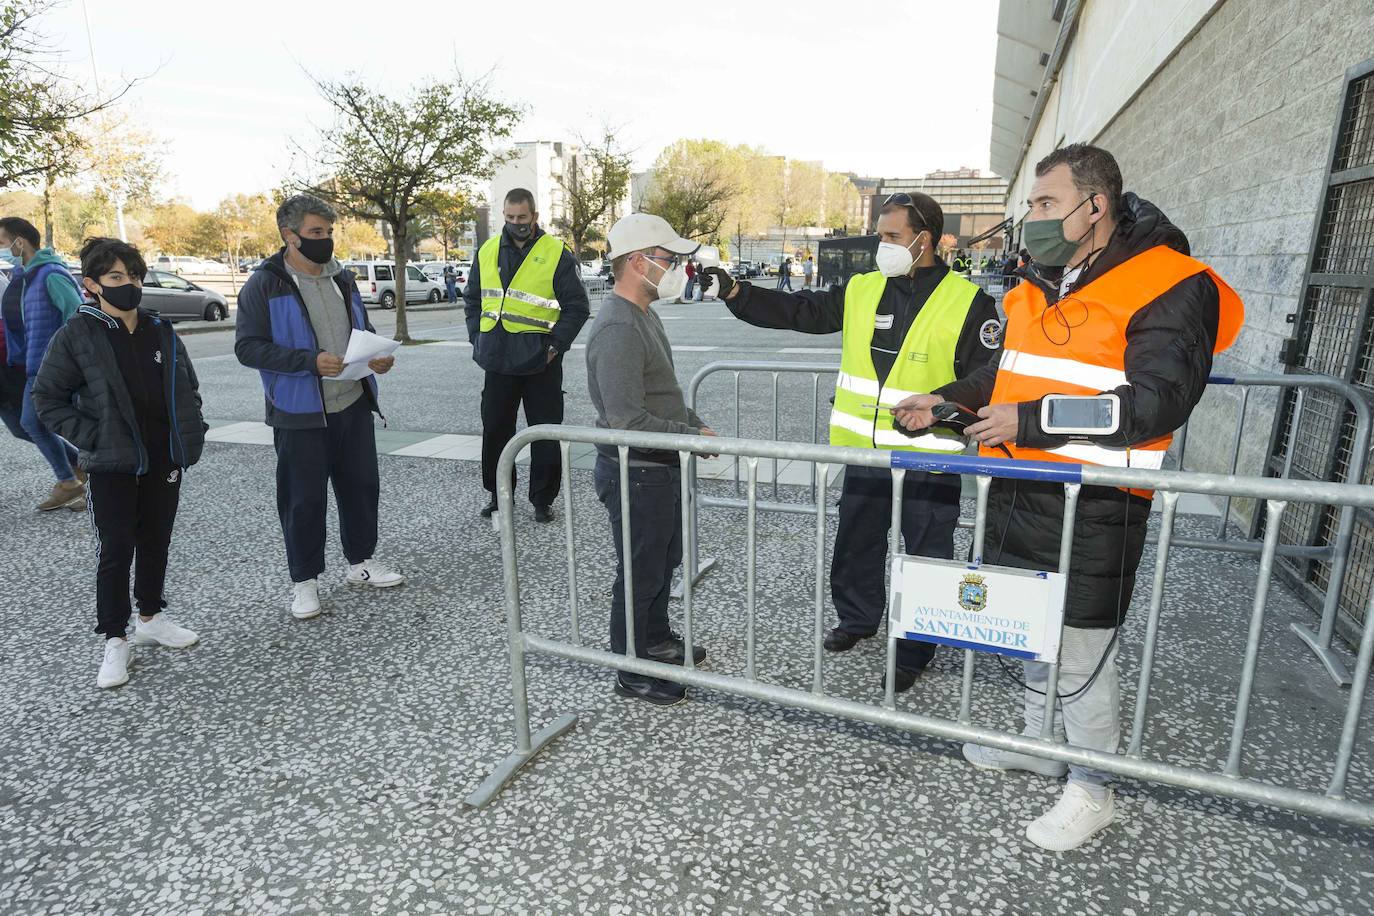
left=1267, top=58, right=1374, bottom=644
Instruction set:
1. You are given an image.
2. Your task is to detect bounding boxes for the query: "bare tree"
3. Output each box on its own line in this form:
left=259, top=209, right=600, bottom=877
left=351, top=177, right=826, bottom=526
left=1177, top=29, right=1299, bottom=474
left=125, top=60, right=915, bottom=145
left=292, top=70, right=520, bottom=342
left=552, top=129, right=632, bottom=259
left=0, top=1, right=141, bottom=189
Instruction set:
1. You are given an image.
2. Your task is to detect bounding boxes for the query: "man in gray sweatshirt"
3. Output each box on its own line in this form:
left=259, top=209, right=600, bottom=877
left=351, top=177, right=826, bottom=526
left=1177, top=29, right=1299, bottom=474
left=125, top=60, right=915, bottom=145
left=585, top=213, right=717, bottom=707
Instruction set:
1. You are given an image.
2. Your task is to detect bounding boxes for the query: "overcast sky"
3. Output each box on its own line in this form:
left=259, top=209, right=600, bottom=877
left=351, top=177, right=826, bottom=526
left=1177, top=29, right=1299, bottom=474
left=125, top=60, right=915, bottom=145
left=43, top=0, right=999, bottom=209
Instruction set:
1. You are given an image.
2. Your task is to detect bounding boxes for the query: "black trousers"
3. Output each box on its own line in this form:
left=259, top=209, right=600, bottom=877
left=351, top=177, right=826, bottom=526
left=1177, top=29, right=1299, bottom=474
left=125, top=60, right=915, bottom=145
left=594, top=455, right=680, bottom=682
left=831, top=465, right=961, bottom=671
left=273, top=397, right=379, bottom=583
left=481, top=358, right=563, bottom=506
left=89, top=458, right=182, bottom=638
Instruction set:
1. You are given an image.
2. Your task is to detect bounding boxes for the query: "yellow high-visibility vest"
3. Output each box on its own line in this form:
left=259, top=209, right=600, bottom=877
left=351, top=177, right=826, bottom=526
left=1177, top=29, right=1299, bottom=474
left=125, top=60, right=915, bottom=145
left=477, top=233, right=564, bottom=334
left=828, top=269, right=979, bottom=452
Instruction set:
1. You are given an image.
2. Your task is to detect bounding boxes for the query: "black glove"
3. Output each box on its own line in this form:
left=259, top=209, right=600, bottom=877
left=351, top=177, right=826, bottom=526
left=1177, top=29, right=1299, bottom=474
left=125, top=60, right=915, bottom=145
left=702, top=266, right=735, bottom=300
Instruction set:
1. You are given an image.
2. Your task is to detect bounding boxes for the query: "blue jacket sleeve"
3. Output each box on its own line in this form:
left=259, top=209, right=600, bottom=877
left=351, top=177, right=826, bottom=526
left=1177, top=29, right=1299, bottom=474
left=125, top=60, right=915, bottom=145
left=234, top=273, right=318, bottom=376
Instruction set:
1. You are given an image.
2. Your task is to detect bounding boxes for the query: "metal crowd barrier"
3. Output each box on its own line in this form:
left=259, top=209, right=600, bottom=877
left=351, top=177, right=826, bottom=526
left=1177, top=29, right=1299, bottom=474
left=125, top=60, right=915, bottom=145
left=681, top=362, right=1372, bottom=686
left=464, top=424, right=1374, bottom=827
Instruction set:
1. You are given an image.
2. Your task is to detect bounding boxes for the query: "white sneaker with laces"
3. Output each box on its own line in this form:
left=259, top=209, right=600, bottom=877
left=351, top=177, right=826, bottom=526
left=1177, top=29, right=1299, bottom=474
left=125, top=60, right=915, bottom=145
left=130, top=614, right=199, bottom=648
left=1025, top=782, right=1115, bottom=851
left=962, top=741, right=1069, bottom=778
left=344, top=558, right=405, bottom=588
left=291, top=579, right=322, bottom=620
left=97, top=638, right=130, bottom=689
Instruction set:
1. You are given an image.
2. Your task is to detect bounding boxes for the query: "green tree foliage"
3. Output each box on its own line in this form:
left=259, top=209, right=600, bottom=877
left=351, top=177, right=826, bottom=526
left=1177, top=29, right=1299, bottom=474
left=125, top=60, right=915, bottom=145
left=293, top=71, right=520, bottom=342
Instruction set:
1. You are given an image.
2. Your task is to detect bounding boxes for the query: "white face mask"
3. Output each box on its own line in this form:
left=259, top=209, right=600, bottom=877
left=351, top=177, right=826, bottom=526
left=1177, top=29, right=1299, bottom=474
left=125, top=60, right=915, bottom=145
left=875, top=236, right=925, bottom=278
left=641, top=256, right=686, bottom=301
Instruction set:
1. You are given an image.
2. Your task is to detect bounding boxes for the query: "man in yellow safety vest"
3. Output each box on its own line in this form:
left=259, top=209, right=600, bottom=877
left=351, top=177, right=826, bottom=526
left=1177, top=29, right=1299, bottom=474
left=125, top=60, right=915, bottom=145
left=464, top=187, right=590, bottom=523
left=703, top=192, right=1002, bottom=693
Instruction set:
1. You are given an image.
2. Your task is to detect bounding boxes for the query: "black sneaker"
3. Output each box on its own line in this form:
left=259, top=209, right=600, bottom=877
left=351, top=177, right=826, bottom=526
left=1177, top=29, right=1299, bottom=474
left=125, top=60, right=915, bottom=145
left=533, top=504, right=555, bottom=523
left=646, top=635, right=708, bottom=666
left=823, top=628, right=873, bottom=653
left=614, top=674, right=687, bottom=706
left=880, top=666, right=923, bottom=694
left=479, top=497, right=498, bottom=519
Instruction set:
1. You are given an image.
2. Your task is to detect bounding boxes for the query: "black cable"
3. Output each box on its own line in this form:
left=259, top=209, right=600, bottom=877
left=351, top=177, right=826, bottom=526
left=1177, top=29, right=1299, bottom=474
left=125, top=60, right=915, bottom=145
left=990, top=477, right=1132, bottom=702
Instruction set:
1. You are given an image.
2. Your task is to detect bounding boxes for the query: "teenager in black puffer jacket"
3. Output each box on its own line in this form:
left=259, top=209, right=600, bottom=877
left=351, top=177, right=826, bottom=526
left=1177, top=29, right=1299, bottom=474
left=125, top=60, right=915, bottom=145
left=32, top=237, right=207, bottom=691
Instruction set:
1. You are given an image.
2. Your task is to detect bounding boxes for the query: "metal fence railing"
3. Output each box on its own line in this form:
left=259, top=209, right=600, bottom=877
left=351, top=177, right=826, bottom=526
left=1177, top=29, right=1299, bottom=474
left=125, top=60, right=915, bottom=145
left=465, top=425, right=1374, bottom=826
left=681, top=362, right=1372, bottom=686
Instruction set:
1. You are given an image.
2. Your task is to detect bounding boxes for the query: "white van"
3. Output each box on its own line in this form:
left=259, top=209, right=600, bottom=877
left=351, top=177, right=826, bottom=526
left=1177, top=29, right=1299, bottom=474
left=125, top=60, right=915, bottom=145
left=343, top=261, right=446, bottom=309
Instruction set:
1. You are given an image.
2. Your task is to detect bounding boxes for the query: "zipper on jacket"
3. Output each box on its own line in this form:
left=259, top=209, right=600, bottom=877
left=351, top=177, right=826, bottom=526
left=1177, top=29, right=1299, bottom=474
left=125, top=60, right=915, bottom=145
left=161, top=319, right=186, bottom=468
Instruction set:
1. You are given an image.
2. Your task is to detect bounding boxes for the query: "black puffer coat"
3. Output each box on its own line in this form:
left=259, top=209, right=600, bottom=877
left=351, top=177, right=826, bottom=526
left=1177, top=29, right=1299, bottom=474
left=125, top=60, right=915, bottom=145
left=936, top=195, right=1224, bottom=628
left=32, top=305, right=206, bottom=474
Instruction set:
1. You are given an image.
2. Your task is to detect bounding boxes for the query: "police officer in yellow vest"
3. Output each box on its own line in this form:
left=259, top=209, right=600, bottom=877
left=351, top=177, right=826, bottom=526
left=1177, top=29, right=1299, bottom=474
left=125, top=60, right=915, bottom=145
left=464, top=187, right=590, bottom=522
left=703, top=192, right=1002, bottom=692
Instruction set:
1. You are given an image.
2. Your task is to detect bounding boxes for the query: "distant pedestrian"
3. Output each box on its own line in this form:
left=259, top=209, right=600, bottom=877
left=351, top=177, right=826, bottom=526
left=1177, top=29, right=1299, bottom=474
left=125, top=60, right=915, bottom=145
left=0, top=216, right=86, bottom=512
left=778, top=258, right=794, bottom=291
left=803, top=256, right=814, bottom=288
left=443, top=264, right=458, bottom=303
left=33, top=237, right=207, bottom=689
left=681, top=259, right=696, bottom=302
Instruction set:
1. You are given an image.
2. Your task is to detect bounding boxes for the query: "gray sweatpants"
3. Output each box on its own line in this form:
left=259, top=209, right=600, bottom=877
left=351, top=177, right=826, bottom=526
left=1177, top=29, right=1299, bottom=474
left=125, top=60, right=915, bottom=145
left=1022, top=625, right=1120, bottom=787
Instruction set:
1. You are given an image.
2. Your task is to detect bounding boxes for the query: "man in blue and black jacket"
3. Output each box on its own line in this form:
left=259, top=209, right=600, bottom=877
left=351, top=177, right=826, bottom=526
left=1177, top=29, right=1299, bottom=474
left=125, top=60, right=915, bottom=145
left=235, top=194, right=405, bottom=622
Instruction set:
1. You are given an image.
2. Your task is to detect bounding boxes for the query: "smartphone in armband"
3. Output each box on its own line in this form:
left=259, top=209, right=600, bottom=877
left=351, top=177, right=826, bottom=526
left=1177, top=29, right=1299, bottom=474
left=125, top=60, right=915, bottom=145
left=1040, top=394, right=1121, bottom=436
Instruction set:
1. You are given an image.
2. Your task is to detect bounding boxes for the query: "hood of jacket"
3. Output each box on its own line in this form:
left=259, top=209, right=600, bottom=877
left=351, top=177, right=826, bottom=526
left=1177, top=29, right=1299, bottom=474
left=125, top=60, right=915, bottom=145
left=1021, top=193, right=1192, bottom=294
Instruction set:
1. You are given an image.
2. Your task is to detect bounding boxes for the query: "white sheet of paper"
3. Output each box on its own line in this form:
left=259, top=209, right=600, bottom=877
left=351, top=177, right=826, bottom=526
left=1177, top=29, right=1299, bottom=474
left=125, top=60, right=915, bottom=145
left=324, top=329, right=401, bottom=382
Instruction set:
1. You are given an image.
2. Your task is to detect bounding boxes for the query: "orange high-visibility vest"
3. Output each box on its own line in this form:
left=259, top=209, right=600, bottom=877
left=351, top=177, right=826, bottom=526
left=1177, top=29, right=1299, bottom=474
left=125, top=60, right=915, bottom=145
left=984, top=245, right=1243, bottom=495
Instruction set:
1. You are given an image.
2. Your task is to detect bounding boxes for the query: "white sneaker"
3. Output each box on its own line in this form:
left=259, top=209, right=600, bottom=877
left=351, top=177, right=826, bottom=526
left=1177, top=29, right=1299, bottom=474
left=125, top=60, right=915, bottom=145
left=1025, top=782, right=1115, bottom=851
left=130, top=614, right=199, bottom=648
left=344, top=558, right=405, bottom=588
left=963, top=741, right=1069, bottom=779
left=291, top=579, right=322, bottom=620
left=97, top=638, right=130, bottom=689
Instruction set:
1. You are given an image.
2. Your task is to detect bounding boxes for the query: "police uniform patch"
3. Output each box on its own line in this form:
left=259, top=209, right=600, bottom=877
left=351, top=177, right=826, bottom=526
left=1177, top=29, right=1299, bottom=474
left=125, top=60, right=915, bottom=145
left=979, top=318, right=1003, bottom=350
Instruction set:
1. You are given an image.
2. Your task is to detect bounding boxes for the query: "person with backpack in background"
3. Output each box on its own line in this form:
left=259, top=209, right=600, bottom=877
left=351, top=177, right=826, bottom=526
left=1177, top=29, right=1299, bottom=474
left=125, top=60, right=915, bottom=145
left=0, top=216, right=86, bottom=511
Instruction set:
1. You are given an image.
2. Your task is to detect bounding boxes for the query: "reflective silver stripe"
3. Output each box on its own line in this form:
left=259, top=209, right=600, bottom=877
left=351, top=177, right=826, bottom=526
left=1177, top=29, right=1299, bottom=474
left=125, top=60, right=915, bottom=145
left=873, top=429, right=967, bottom=451
left=506, top=288, right=561, bottom=311
left=836, top=371, right=880, bottom=399
left=1044, top=442, right=1166, bottom=469
left=480, top=288, right=506, bottom=299
left=878, top=385, right=921, bottom=406
left=999, top=349, right=1129, bottom=391
left=497, top=312, right=556, bottom=330
left=481, top=311, right=502, bottom=321
left=829, top=409, right=873, bottom=437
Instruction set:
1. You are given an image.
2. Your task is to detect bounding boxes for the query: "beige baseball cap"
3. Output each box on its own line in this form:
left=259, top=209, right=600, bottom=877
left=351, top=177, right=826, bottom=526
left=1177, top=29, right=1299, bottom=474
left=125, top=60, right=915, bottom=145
left=606, top=212, right=700, bottom=258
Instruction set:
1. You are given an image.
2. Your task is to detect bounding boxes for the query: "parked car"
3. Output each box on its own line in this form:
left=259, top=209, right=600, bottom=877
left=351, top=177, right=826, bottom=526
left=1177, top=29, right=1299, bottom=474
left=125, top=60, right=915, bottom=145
left=139, top=269, right=230, bottom=322
left=153, top=255, right=230, bottom=276
left=418, top=261, right=469, bottom=287
left=343, top=260, right=446, bottom=309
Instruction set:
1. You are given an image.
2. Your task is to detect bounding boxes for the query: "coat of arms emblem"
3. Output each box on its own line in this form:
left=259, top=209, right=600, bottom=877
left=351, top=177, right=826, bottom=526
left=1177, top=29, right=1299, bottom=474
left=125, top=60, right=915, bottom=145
left=958, top=572, right=988, bottom=612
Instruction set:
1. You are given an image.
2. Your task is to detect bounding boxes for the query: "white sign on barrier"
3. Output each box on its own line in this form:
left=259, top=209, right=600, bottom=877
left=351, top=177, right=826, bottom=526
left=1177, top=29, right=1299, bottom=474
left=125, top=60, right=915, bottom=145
left=889, top=556, right=1066, bottom=662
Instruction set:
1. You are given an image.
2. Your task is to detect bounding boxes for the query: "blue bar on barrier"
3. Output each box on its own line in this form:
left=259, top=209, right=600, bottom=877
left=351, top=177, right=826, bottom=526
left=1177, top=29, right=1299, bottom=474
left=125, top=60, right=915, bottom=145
left=1208, top=375, right=1237, bottom=385
left=899, top=630, right=1038, bottom=661
left=889, top=451, right=1084, bottom=483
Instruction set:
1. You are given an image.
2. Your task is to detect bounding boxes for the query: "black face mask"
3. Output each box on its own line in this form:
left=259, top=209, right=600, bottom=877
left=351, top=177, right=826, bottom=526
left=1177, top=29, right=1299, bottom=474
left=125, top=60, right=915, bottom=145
left=295, top=235, right=334, bottom=265
left=100, top=283, right=142, bottom=312
left=505, top=221, right=533, bottom=242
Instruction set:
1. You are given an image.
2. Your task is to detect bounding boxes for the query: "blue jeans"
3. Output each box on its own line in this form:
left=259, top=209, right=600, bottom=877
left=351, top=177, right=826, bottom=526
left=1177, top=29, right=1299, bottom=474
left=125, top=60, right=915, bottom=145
left=778, top=274, right=793, bottom=291
left=21, top=377, right=77, bottom=481
left=683, top=276, right=696, bottom=300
